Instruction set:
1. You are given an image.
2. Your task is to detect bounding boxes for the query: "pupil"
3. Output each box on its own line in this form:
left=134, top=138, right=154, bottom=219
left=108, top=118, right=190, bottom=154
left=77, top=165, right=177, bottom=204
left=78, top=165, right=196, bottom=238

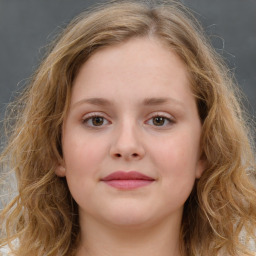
left=92, top=117, right=103, bottom=126
left=153, top=117, right=165, bottom=126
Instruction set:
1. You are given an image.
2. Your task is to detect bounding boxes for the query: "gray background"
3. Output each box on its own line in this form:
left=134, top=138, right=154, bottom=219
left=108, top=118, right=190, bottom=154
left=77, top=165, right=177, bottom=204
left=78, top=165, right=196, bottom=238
left=0, top=0, right=255, bottom=119
left=0, top=0, right=255, bottom=212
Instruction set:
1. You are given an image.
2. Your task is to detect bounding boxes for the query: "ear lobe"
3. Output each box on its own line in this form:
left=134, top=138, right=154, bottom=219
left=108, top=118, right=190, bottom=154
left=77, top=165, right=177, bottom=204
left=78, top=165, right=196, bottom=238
left=55, top=164, right=66, bottom=177
left=195, top=158, right=206, bottom=179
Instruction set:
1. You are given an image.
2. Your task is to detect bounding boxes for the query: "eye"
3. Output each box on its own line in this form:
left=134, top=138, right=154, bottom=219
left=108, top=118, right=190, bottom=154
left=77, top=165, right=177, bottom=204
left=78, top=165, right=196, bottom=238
left=82, top=114, right=110, bottom=127
left=146, top=114, right=174, bottom=127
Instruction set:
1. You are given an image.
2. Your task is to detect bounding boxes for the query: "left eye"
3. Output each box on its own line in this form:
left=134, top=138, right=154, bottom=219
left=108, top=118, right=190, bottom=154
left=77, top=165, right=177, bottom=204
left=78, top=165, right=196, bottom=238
left=147, top=116, right=173, bottom=127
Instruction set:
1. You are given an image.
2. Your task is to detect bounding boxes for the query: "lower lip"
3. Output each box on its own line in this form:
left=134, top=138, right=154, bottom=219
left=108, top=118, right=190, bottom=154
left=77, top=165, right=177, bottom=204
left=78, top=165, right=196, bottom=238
left=103, top=180, right=154, bottom=190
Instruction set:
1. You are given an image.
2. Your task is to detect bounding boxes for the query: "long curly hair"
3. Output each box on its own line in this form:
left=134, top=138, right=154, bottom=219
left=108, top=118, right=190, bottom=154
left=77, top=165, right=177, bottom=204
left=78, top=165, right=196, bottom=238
left=1, top=1, right=255, bottom=255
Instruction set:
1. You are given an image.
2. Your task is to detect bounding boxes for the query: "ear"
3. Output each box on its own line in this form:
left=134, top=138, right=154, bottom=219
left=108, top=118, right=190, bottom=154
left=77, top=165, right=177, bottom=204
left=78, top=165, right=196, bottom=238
left=195, top=158, right=207, bottom=179
left=55, top=160, right=66, bottom=177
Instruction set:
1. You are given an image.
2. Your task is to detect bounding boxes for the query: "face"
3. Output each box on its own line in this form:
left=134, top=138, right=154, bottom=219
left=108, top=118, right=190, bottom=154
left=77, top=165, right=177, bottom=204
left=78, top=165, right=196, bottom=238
left=56, top=37, right=205, bottom=229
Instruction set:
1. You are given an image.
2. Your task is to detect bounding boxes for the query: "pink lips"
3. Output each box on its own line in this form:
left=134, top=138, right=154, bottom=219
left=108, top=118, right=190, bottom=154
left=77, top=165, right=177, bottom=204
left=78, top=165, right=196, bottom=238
left=101, top=171, right=155, bottom=190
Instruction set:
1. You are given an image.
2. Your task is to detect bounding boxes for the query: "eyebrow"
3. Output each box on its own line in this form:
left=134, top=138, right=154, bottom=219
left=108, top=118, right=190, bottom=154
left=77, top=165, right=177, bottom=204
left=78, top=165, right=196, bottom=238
left=72, top=97, right=184, bottom=108
left=142, top=97, right=182, bottom=106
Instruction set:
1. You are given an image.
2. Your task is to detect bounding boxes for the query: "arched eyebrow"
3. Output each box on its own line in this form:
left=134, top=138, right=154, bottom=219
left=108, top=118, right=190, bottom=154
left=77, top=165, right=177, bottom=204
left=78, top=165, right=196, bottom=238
left=73, top=97, right=112, bottom=107
left=142, top=97, right=183, bottom=106
left=72, top=97, right=184, bottom=108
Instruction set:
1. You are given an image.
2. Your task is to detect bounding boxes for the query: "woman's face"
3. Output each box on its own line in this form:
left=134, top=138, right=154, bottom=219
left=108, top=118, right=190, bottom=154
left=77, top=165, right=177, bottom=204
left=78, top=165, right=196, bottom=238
left=57, top=37, right=205, bottom=229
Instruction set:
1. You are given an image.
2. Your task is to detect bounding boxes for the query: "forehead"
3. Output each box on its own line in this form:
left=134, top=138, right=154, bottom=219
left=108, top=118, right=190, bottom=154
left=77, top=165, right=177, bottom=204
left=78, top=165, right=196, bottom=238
left=71, top=37, right=192, bottom=106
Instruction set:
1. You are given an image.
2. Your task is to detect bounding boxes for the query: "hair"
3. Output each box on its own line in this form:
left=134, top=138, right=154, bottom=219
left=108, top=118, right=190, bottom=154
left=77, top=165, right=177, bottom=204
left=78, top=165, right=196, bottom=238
left=0, top=0, right=255, bottom=255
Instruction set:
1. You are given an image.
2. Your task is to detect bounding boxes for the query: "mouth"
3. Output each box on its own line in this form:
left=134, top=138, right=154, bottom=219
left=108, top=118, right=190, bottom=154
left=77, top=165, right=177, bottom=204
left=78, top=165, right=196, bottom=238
left=101, top=171, right=155, bottom=190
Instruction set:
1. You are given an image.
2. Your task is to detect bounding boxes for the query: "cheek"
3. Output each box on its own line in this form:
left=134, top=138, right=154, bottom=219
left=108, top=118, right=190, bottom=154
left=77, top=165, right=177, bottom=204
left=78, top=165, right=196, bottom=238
left=63, top=133, right=106, bottom=173
left=153, top=133, right=199, bottom=169
left=63, top=137, right=108, bottom=206
left=150, top=133, right=200, bottom=194
left=62, top=134, right=108, bottom=198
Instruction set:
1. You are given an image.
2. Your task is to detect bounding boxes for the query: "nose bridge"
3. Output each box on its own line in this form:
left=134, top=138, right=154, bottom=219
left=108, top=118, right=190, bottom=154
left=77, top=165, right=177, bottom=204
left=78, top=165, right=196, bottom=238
left=110, top=115, right=145, bottom=160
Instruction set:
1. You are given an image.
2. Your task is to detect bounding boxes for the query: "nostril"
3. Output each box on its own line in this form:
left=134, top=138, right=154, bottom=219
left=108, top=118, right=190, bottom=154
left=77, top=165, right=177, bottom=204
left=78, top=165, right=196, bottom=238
left=114, top=153, right=139, bottom=158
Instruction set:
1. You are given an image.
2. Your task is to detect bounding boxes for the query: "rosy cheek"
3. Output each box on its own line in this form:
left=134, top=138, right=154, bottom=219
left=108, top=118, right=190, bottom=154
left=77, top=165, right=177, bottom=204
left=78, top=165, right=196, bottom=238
left=150, top=139, right=179, bottom=166
left=152, top=135, right=196, bottom=174
left=70, top=138, right=107, bottom=171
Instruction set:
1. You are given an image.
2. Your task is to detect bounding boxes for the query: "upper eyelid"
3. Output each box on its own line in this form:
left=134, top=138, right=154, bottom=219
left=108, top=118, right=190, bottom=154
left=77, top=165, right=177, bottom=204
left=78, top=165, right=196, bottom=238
left=82, top=112, right=109, bottom=119
left=82, top=111, right=174, bottom=117
left=147, top=111, right=175, bottom=120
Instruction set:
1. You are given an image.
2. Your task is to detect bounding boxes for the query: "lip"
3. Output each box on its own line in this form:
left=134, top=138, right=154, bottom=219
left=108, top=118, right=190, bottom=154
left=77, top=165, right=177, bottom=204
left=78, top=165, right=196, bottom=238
left=102, top=171, right=154, bottom=181
left=101, top=171, right=155, bottom=190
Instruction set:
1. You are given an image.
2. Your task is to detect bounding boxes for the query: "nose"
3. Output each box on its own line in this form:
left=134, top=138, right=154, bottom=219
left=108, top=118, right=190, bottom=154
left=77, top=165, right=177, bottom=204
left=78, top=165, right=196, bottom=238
left=109, top=121, right=145, bottom=161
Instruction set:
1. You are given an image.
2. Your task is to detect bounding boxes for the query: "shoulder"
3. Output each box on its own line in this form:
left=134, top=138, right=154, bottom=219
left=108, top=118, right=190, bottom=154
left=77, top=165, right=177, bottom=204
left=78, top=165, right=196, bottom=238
left=0, top=244, right=12, bottom=255
left=0, top=239, right=18, bottom=256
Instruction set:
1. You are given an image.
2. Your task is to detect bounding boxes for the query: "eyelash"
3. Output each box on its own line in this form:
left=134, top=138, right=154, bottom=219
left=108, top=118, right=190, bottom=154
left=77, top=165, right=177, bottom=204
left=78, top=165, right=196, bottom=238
left=82, top=113, right=110, bottom=127
left=146, top=113, right=175, bottom=127
left=82, top=112, right=175, bottom=128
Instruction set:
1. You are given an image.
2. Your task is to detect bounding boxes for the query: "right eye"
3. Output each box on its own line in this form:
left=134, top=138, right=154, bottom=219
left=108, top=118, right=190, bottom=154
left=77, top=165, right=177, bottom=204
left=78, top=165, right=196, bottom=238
left=82, top=114, right=110, bottom=127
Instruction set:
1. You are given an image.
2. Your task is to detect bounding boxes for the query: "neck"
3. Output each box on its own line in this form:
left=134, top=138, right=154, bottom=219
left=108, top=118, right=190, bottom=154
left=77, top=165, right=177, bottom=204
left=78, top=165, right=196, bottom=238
left=76, top=214, right=182, bottom=256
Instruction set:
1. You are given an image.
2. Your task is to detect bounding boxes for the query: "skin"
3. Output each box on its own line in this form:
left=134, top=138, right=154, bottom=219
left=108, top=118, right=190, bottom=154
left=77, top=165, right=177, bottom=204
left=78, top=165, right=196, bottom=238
left=56, top=36, right=205, bottom=256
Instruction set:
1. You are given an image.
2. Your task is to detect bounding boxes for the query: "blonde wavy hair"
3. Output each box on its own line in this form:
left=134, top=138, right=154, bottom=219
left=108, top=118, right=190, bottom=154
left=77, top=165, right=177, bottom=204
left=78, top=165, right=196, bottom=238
left=1, top=0, right=256, bottom=255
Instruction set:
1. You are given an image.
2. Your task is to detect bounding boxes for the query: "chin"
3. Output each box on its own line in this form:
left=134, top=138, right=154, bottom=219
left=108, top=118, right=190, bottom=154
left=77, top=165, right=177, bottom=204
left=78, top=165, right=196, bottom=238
left=99, top=208, right=160, bottom=230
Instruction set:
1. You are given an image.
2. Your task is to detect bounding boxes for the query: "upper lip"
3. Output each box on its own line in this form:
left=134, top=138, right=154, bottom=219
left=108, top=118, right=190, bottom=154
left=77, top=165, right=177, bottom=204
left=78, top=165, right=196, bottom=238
left=101, top=171, right=155, bottom=181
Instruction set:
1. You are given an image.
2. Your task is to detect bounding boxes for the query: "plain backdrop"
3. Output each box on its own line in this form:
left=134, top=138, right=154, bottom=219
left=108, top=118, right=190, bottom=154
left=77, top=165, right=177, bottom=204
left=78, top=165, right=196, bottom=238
left=0, top=0, right=256, bottom=213
left=0, top=0, right=255, bottom=119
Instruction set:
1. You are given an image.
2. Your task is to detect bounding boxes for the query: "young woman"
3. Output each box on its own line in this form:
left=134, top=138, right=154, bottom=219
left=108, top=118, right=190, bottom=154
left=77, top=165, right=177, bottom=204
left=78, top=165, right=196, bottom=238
left=1, top=1, right=255, bottom=255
